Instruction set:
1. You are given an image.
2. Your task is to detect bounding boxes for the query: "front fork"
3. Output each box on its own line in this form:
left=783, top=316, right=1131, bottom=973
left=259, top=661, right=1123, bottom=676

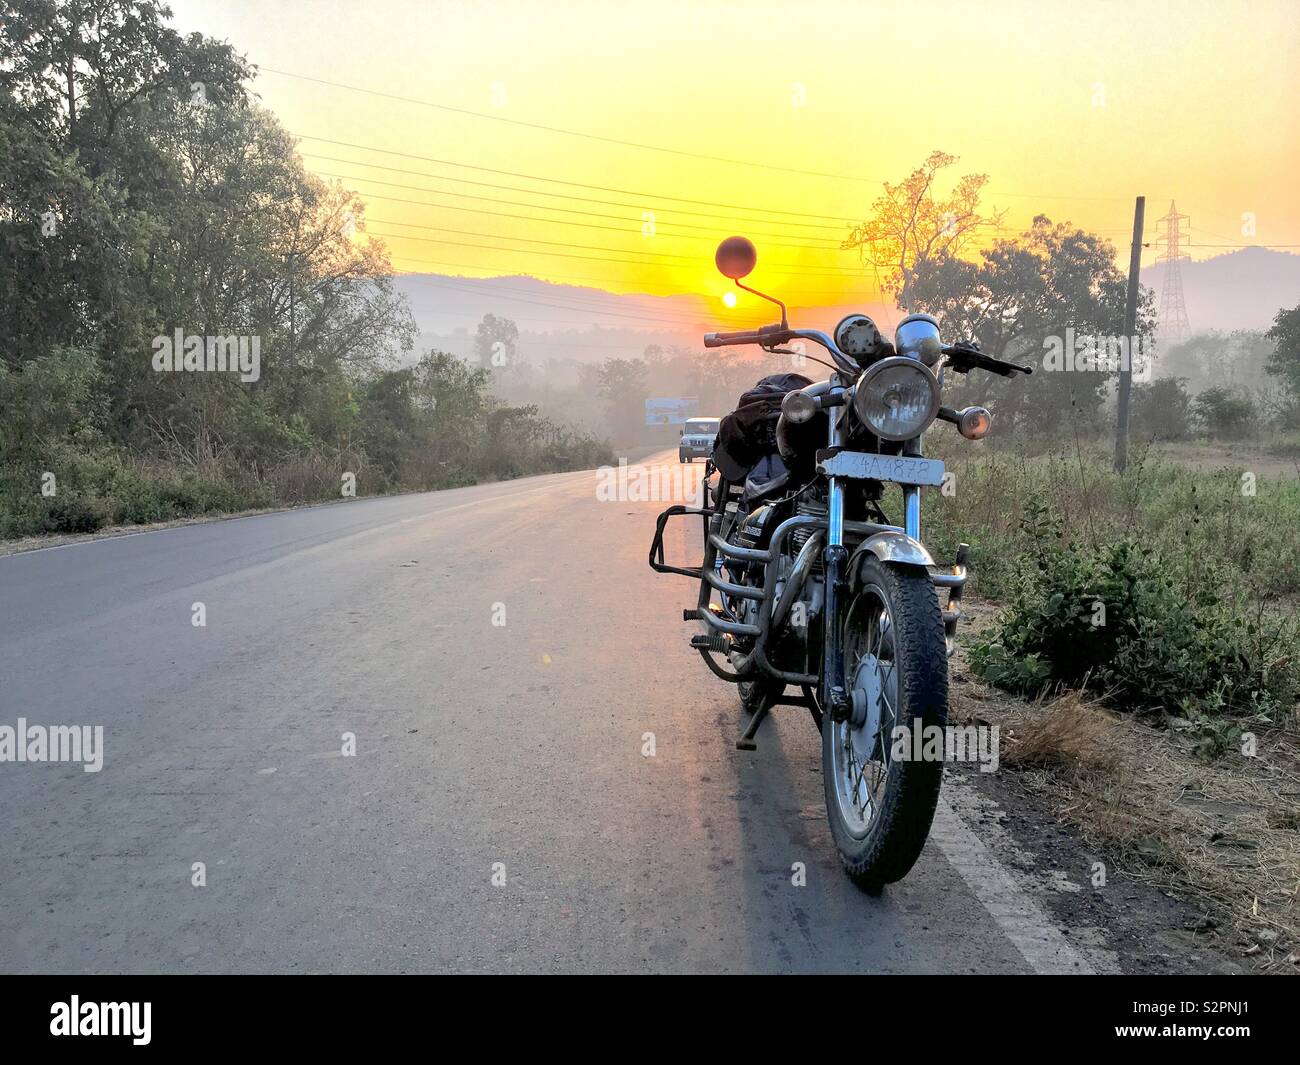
left=821, top=397, right=850, bottom=721
left=822, top=408, right=924, bottom=722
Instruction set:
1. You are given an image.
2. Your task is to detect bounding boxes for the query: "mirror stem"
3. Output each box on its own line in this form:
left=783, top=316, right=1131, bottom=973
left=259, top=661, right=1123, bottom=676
left=735, top=279, right=787, bottom=328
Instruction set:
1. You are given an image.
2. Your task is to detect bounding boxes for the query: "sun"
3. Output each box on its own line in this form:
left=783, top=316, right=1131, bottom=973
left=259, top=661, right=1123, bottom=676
left=722, top=291, right=737, bottom=309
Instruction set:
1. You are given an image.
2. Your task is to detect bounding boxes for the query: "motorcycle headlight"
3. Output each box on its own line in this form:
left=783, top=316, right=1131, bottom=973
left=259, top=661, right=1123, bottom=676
left=853, top=356, right=941, bottom=441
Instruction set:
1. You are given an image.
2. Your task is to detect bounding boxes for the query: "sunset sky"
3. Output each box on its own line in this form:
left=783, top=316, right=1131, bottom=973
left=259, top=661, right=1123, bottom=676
left=167, top=0, right=1300, bottom=330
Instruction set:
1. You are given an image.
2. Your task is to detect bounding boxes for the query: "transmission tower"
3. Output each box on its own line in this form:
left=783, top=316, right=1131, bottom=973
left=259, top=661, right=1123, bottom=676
left=1154, top=201, right=1191, bottom=344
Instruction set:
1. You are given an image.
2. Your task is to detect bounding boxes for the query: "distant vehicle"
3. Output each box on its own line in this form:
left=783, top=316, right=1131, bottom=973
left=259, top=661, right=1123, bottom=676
left=679, top=417, right=720, bottom=463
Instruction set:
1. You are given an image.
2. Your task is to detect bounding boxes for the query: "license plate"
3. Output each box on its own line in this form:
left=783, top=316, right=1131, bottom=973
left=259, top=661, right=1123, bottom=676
left=816, top=451, right=946, bottom=487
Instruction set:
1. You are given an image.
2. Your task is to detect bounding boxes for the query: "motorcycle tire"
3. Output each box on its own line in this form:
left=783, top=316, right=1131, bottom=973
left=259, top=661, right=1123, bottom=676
left=822, top=556, right=947, bottom=892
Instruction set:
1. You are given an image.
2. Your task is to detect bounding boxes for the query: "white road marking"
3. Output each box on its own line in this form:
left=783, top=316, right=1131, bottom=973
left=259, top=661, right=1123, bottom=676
left=930, top=783, right=1104, bottom=975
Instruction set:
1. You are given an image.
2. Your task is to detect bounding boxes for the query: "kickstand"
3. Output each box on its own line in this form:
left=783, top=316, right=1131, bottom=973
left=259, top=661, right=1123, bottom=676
left=736, top=699, right=771, bottom=751
left=736, top=687, right=823, bottom=750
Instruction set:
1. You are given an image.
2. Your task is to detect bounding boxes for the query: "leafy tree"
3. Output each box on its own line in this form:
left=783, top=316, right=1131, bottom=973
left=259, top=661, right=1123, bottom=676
left=1192, top=387, right=1253, bottom=439
left=1130, top=377, right=1192, bottom=441
left=1160, top=330, right=1276, bottom=394
left=596, top=357, right=648, bottom=440
left=0, top=3, right=604, bottom=538
left=843, top=150, right=1004, bottom=312
left=908, top=215, right=1154, bottom=436
left=1265, top=303, right=1300, bottom=398
left=473, top=313, right=518, bottom=370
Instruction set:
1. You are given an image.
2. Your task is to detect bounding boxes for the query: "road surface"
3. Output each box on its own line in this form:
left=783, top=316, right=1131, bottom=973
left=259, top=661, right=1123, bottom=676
left=0, top=451, right=1094, bottom=973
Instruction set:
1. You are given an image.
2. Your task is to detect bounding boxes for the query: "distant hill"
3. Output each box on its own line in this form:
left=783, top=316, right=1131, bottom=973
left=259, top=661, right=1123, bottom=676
left=391, top=272, right=895, bottom=366
left=391, top=247, right=1300, bottom=368
left=1142, top=247, right=1300, bottom=334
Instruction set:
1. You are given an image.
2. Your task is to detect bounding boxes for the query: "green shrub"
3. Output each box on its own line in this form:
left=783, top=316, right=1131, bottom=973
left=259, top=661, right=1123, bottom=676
left=1193, top=387, right=1254, bottom=438
left=970, top=504, right=1300, bottom=719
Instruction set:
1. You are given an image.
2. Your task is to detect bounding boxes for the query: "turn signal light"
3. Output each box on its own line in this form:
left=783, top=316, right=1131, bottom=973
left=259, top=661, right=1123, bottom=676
left=957, top=406, right=992, bottom=440
left=781, top=389, right=818, bottom=424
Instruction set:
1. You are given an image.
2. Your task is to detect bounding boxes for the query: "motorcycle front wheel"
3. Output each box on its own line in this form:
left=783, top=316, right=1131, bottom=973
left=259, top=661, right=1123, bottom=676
left=823, top=556, right=948, bottom=892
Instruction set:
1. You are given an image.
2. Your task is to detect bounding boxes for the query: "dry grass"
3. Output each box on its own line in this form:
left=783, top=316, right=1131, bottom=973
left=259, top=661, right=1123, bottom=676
left=952, top=599, right=1300, bottom=972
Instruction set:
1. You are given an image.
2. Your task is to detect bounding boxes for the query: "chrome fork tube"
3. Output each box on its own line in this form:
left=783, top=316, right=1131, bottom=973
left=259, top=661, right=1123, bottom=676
left=903, top=486, right=921, bottom=539
left=902, top=433, right=922, bottom=539
left=822, top=392, right=850, bottom=721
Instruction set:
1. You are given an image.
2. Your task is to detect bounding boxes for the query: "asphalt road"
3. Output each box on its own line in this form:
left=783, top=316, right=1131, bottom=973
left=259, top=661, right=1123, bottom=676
left=0, top=451, right=1086, bottom=973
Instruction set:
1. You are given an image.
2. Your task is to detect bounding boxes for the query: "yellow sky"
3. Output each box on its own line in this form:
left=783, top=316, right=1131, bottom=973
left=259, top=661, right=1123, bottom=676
left=169, top=0, right=1300, bottom=329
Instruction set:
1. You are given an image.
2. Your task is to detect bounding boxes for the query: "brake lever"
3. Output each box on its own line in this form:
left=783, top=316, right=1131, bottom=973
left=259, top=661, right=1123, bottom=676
left=944, top=343, right=1033, bottom=377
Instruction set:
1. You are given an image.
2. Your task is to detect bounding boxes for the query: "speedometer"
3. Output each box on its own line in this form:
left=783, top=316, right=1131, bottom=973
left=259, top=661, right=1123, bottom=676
left=833, top=314, right=882, bottom=359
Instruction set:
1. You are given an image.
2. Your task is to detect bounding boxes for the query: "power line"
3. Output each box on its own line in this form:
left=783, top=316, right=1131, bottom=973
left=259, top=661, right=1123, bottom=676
left=312, top=169, right=840, bottom=250
left=299, top=151, right=852, bottom=236
left=292, top=134, right=857, bottom=224
left=263, top=67, right=889, bottom=185
left=367, top=224, right=870, bottom=278
left=268, top=69, right=1137, bottom=203
left=364, top=213, right=838, bottom=259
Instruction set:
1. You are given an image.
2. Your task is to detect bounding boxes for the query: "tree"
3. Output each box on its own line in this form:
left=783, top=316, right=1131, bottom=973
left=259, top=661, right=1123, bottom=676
left=908, top=215, right=1155, bottom=436
left=1192, top=387, right=1254, bottom=439
left=596, top=358, right=648, bottom=442
left=1265, top=303, right=1300, bottom=398
left=0, top=0, right=414, bottom=469
left=843, top=150, right=1004, bottom=313
left=1130, top=377, right=1192, bottom=441
left=473, top=313, right=518, bottom=370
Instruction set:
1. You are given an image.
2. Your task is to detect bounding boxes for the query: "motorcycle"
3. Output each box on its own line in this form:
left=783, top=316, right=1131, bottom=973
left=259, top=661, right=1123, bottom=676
left=649, top=236, right=1031, bottom=891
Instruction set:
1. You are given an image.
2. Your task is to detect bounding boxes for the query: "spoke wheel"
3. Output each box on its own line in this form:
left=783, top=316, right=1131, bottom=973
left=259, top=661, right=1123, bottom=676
left=822, top=556, right=948, bottom=891
left=830, top=587, right=898, bottom=838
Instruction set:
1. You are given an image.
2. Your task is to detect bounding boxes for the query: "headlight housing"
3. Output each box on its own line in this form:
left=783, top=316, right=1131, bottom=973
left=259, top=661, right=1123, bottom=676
left=853, top=356, right=941, bottom=441
left=894, top=313, right=943, bottom=366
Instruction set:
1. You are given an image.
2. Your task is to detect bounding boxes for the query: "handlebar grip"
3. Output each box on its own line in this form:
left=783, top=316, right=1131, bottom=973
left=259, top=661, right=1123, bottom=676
left=704, top=329, right=757, bottom=347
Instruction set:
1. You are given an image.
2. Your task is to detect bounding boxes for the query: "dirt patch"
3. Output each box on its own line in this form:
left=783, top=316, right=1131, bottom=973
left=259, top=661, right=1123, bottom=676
left=951, top=596, right=1300, bottom=974
left=1151, top=440, right=1300, bottom=479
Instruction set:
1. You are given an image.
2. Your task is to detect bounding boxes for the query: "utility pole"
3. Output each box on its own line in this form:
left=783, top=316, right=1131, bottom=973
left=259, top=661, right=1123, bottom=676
left=1114, top=195, right=1145, bottom=473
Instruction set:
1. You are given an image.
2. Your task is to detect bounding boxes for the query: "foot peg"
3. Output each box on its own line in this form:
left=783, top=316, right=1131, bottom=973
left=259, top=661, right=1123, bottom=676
left=682, top=608, right=698, bottom=622
left=690, top=633, right=729, bottom=654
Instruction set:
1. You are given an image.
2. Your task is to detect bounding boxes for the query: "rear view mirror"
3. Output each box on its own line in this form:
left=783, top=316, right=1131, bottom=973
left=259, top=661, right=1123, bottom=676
left=715, top=236, right=757, bottom=280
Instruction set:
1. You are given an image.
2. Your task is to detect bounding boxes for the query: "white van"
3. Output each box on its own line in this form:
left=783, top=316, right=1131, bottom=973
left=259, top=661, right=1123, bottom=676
left=678, top=417, right=721, bottom=464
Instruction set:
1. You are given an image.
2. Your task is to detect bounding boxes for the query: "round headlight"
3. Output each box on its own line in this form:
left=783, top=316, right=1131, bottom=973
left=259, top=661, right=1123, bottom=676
left=853, top=357, right=941, bottom=441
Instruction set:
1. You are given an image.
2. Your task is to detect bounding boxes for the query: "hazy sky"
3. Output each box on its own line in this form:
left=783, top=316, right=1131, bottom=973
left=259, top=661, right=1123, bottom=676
left=167, top=0, right=1299, bottom=326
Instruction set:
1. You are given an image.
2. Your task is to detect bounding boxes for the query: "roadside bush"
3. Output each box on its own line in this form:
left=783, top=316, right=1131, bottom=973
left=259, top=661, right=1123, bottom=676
left=1, top=346, right=612, bottom=541
left=970, top=505, right=1300, bottom=719
left=1192, top=387, right=1254, bottom=438
left=1131, top=377, right=1192, bottom=441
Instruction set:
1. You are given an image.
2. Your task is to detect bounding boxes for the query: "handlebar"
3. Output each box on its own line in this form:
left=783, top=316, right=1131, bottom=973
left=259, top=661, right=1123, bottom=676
left=702, top=327, right=1032, bottom=382
left=703, top=324, right=860, bottom=375
left=703, top=324, right=790, bottom=348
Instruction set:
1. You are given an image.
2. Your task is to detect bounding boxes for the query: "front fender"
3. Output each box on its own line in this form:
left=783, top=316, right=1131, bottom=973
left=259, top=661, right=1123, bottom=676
left=848, top=531, right=934, bottom=592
